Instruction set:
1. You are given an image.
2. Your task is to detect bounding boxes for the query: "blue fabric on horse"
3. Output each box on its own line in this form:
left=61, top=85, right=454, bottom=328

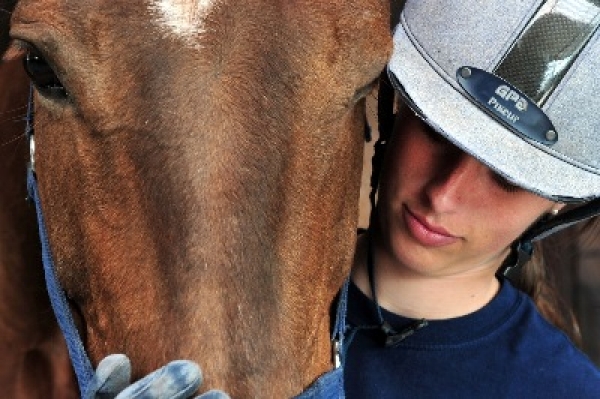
left=294, top=279, right=350, bottom=399
left=27, top=167, right=95, bottom=394
left=294, top=367, right=344, bottom=399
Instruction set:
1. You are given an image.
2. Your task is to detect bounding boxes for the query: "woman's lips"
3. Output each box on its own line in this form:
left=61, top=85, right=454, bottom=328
left=403, top=206, right=459, bottom=247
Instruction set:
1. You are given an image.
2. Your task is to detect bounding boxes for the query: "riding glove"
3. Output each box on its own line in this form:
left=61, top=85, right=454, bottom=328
left=87, top=354, right=230, bottom=399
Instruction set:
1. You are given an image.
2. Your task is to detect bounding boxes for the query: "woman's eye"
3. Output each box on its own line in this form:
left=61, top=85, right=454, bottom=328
left=23, top=50, right=68, bottom=99
left=492, top=173, right=521, bottom=193
left=419, top=119, right=450, bottom=146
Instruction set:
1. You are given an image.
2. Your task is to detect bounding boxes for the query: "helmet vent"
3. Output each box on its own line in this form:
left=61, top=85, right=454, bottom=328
left=494, top=0, right=600, bottom=106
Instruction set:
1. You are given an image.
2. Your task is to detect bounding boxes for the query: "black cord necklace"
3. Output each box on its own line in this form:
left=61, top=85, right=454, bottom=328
left=366, top=232, right=428, bottom=347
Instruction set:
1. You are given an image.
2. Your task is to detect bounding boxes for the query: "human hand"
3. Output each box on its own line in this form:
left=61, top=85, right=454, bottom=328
left=86, top=354, right=230, bottom=399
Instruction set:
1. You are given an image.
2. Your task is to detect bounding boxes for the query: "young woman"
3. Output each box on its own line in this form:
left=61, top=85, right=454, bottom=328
left=337, top=0, right=600, bottom=397
left=341, top=105, right=596, bottom=397
left=91, top=0, right=600, bottom=397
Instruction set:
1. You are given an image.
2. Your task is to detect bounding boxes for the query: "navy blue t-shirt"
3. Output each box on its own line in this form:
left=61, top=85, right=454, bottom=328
left=343, top=279, right=600, bottom=398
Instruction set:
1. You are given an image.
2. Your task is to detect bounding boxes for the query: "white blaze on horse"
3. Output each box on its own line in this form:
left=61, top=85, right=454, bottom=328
left=1, top=0, right=391, bottom=396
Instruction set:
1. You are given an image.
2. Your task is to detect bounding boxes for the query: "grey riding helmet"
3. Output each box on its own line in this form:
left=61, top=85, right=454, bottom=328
left=388, top=0, right=600, bottom=203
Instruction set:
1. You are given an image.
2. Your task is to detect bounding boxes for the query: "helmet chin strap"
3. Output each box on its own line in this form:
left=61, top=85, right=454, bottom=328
left=501, top=198, right=600, bottom=277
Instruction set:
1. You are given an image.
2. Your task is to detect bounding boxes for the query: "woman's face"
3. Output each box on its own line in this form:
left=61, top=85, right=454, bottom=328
left=375, top=109, right=559, bottom=277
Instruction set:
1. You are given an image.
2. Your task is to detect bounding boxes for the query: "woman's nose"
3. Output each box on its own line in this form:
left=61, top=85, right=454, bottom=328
left=424, top=152, right=486, bottom=212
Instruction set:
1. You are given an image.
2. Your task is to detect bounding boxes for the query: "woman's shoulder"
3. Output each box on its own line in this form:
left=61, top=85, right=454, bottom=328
left=506, top=284, right=600, bottom=390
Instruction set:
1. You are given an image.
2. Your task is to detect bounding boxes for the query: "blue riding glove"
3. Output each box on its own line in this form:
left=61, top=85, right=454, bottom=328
left=86, top=354, right=230, bottom=399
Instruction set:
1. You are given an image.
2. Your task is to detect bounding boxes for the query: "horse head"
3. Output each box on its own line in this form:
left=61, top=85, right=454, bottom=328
left=6, top=0, right=391, bottom=396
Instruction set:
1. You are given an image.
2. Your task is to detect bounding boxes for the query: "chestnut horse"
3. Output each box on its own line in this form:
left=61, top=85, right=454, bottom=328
left=2, top=0, right=391, bottom=397
left=0, top=58, right=77, bottom=398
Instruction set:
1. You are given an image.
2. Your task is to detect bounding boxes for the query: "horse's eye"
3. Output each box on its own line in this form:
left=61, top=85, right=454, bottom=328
left=23, top=50, right=68, bottom=99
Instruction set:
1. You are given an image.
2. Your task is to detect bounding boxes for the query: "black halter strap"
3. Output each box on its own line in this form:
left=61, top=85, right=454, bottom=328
left=366, top=232, right=428, bottom=347
left=367, top=71, right=396, bottom=227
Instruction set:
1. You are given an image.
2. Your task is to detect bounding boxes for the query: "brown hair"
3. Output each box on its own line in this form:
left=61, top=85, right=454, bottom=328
left=512, top=238, right=583, bottom=346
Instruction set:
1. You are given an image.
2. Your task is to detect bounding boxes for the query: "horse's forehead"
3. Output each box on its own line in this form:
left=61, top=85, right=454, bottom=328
left=14, top=0, right=221, bottom=28
left=13, top=0, right=390, bottom=60
left=14, top=0, right=385, bottom=35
